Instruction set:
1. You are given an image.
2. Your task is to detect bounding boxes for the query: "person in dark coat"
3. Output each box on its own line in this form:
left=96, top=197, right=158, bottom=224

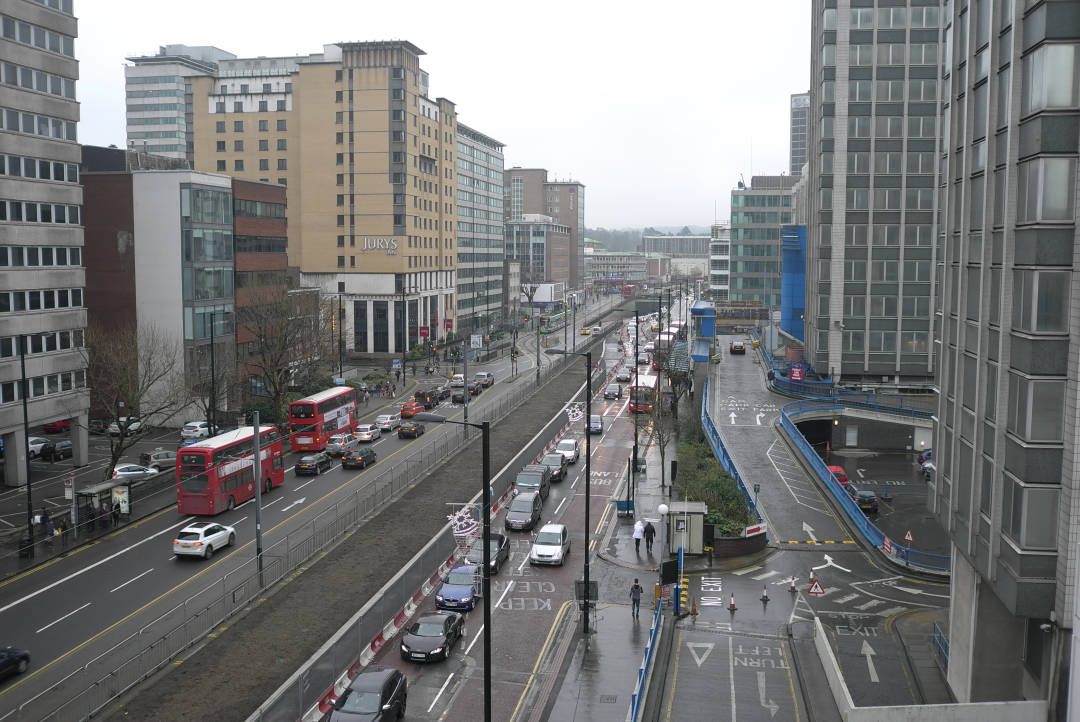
left=643, top=521, right=656, bottom=553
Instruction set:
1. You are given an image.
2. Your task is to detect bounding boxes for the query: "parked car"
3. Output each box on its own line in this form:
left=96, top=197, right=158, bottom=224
left=529, top=523, right=571, bottom=566
left=355, top=423, right=382, bottom=442
left=464, top=533, right=510, bottom=573
left=504, top=491, right=543, bottom=532
left=729, top=342, right=746, bottom=354
left=341, top=447, right=377, bottom=470
left=400, top=401, right=424, bottom=418
left=330, top=665, right=407, bottom=721
left=326, top=433, right=360, bottom=456
left=180, top=421, right=211, bottom=440
left=604, top=383, right=622, bottom=400
left=540, top=452, right=568, bottom=482
left=172, top=521, right=236, bottom=560
left=555, top=438, right=580, bottom=464
left=26, top=436, right=49, bottom=459
left=400, top=612, right=464, bottom=663
left=88, top=419, right=108, bottom=435
left=515, top=465, right=552, bottom=499
left=42, top=419, right=69, bottom=434
left=111, top=464, right=156, bottom=482
left=474, top=371, right=495, bottom=387
left=918, top=448, right=933, bottom=466
left=0, top=646, right=30, bottom=680
left=588, top=414, right=604, bottom=434
left=40, top=439, right=73, bottom=462
left=108, top=417, right=144, bottom=437
left=398, top=421, right=426, bottom=439
left=375, top=413, right=401, bottom=431
left=435, top=565, right=480, bottom=611
left=139, top=448, right=176, bottom=472
left=296, top=452, right=332, bottom=475
left=615, top=367, right=632, bottom=382
left=852, top=488, right=879, bottom=514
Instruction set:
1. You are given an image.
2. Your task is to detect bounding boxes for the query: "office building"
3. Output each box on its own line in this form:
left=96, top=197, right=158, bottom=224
left=790, top=92, right=810, bottom=175
left=640, top=231, right=709, bottom=279
left=584, top=247, right=646, bottom=292
left=504, top=167, right=585, bottom=288
left=931, top=1, right=1079, bottom=714
left=805, top=0, right=942, bottom=391
left=0, top=0, right=90, bottom=484
left=125, top=45, right=236, bottom=161
left=456, top=123, right=505, bottom=333
left=505, top=214, right=569, bottom=288
left=708, top=223, right=731, bottom=301
left=729, top=175, right=797, bottom=308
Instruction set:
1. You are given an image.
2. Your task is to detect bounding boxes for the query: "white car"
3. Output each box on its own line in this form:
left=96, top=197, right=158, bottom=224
left=643, top=342, right=655, bottom=353
left=111, top=464, right=156, bottom=482
left=172, top=521, right=236, bottom=559
left=555, top=438, right=580, bottom=464
left=325, top=433, right=359, bottom=456
left=27, top=437, right=49, bottom=459
left=181, top=421, right=211, bottom=440
left=529, top=523, right=571, bottom=566
left=108, top=417, right=144, bottom=437
left=355, top=423, right=382, bottom=442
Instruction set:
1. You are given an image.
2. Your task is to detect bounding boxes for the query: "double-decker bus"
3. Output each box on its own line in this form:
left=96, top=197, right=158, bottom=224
left=289, top=386, right=359, bottom=451
left=622, top=284, right=637, bottom=298
left=629, top=373, right=659, bottom=413
left=539, top=311, right=567, bottom=334
left=176, top=426, right=284, bottom=515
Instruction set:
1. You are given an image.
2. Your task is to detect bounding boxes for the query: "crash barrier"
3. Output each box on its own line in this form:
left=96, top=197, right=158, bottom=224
left=628, top=604, right=664, bottom=721
left=700, top=379, right=765, bottom=528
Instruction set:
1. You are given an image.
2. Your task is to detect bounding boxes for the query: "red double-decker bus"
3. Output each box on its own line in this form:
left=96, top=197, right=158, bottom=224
left=176, top=426, right=285, bottom=515
left=622, top=284, right=637, bottom=298
left=288, top=386, right=358, bottom=451
left=629, top=373, right=659, bottom=413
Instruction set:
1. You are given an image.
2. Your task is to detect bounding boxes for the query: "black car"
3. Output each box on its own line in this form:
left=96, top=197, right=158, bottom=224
left=40, top=439, right=73, bottom=462
left=399, top=611, right=464, bottom=663
left=0, top=646, right=30, bottom=680
left=341, top=448, right=377, bottom=470
left=603, top=383, right=622, bottom=400
left=729, top=342, right=746, bottom=354
left=451, top=388, right=466, bottom=404
left=296, top=452, right=332, bottom=475
left=464, top=533, right=510, bottom=573
left=330, top=665, right=407, bottom=721
left=398, top=421, right=426, bottom=439
left=539, top=453, right=568, bottom=482
left=468, top=380, right=483, bottom=396
left=504, top=491, right=543, bottom=531
left=434, top=385, right=451, bottom=400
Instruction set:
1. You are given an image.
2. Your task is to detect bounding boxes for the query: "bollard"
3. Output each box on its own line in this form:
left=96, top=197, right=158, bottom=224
left=789, top=576, right=797, bottom=593
left=761, top=585, right=769, bottom=602
left=728, top=593, right=737, bottom=612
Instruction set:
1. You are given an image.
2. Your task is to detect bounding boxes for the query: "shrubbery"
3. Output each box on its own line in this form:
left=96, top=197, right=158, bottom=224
left=674, top=438, right=753, bottom=537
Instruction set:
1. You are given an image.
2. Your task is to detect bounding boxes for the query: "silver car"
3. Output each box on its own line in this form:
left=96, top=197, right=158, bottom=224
left=325, top=433, right=359, bottom=456
left=110, top=464, right=156, bottom=482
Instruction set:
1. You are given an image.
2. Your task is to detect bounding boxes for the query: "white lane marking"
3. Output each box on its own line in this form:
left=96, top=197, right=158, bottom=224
left=728, top=635, right=737, bottom=720
left=554, top=497, right=567, bottom=516
left=751, top=570, right=780, bottom=581
left=110, top=568, right=155, bottom=593
left=876, top=606, right=908, bottom=617
left=294, top=478, right=317, bottom=491
left=0, top=517, right=191, bottom=615
left=517, top=551, right=530, bottom=573
left=832, top=593, right=859, bottom=604
left=854, top=599, right=885, bottom=611
left=733, top=565, right=761, bottom=576
left=0, top=518, right=14, bottom=528
left=463, top=581, right=516, bottom=657
left=427, top=672, right=456, bottom=713
left=36, top=602, right=92, bottom=634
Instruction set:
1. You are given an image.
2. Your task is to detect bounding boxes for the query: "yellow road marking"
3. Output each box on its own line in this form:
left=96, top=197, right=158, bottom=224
left=509, top=600, right=571, bottom=722
left=781, top=641, right=801, bottom=722
left=663, top=628, right=683, bottom=721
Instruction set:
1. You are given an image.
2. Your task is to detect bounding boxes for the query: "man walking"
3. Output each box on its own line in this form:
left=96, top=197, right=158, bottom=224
left=643, top=520, right=656, bottom=553
left=630, top=578, right=644, bottom=618
left=633, top=519, right=644, bottom=554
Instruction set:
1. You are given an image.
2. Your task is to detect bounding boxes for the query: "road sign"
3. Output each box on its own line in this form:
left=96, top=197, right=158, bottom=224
left=64, top=472, right=74, bottom=500
left=419, top=326, right=430, bottom=338
left=790, top=366, right=804, bottom=381
left=392, top=358, right=403, bottom=367
left=904, top=529, right=914, bottom=543
left=808, top=579, right=825, bottom=595
left=470, top=334, right=483, bottom=349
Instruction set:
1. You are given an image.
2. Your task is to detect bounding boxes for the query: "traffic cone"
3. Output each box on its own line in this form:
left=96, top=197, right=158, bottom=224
left=789, top=576, right=797, bottom=593
left=809, top=569, right=815, bottom=585
left=728, top=593, right=737, bottom=612
left=761, top=585, right=769, bottom=602
left=690, top=597, right=698, bottom=618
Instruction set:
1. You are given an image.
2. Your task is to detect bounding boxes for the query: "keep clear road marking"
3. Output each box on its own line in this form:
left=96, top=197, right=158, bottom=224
left=109, top=568, right=154, bottom=593
left=37, top=602, right=92, bottom=634
left=686, top=642, right=714, bottom=668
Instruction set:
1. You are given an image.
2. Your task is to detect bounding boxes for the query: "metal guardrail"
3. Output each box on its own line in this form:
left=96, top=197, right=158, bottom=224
left=700, top=379, right=764, bottom=525
left=931, top=620, right=950, bottom=667
left=629, top=604, right=663, bottom=721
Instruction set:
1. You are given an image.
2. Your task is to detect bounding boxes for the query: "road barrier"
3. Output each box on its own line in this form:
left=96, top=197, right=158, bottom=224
left=699, top=379, right=765, bottom=529
left=628, top=604, right=664, bottom=721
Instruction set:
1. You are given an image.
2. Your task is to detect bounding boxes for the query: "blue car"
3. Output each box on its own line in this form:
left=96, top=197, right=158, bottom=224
left=435, top=565, right=479, bottom=612
left=588, top=414, right=603, bottom=434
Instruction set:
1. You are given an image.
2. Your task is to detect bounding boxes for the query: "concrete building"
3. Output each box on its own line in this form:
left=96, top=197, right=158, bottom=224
left=124, top=45, right=236, bottom=162
left=708, top=223, right=731, bottom=301
left=583, top=247, right=646, bottom=292
left=0, top=0, right=90, bottom=485
left=790, top=92, right=810, bottom=175
left=640, top=231, right=709, bottom=280
left=729, top=174, right=797, bottom=308
left=505, top=214, right=570, bottom=289
left=504, top=167, right=585, bottom=289
left=931, top=1, right=1080, bottom=715
left=177, top=40, right=456, bottom=353
left=456, top=123, right=504, bottom=334
left=806, top=0, right=942, bottom=391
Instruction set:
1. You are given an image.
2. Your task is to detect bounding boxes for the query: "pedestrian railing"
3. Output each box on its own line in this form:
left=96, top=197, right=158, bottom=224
left=700, top=379, right=764, bottom=526
left=629, top=604, right=663, bottom=722
left=931, top=621, right=950, bottom=668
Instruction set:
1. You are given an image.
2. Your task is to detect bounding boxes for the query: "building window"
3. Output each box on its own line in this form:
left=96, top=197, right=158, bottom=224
left=277, top=178, right=287, bottom=186
left=845, top=224, right=867, bottom=245
left=847, top=151, right=869, bottom=174
left=216, top=160, right=226, bottom=171
left=258, top=100, right=268, bottom=112
left=259, top=139, right=268, bottom=151
left=277, top=119, right=287, bottom=131
left=259, top=159, right=269, bottom=171
left=216, top=101, right=225, bottom=113
left=823, top=44, right=836, bottom=67
left=234, top=159, right=244, bottom=171
left=847, top=116, right=870, bottom=138
left=851, top=45, right=874, bottom=66
left=233, top=120, right=243, bottom=132
left=846, top=189, right=868, bottom=210
left=1002, top=477, right=1059, bottom=549
left=233, top=140, right=243, bottom=152
left=259, top=119, right=269, bottom=132
left=337, top=235, right=345, bottom=247
left=1007, top=373, right=1065, bottom=442
left=336, top=90, right=344, bottom=102
left=233, top=101, right=243, bottom=113
left=277, top=158, right=287, bottom=170
left=216, top=141, right=226, bottom=152
left=1013, top=269, right=1069, bottom=333
left=1017, top=157, right=1076, bottom=222
left=849, top=80, right=871, bottom=101
left=337, top=256, right=345, bottom=268
left=876, top=44, right=907, bottom=66
left=336, top=153, right=344, bottom=166
left=877, top=7, right=906, bottom=29
left=215, top=121, right=225, bottom=133
left=277, top=139, right=287, bottom=150
left=1022, top=44, right=1080, bottom=113
left=336, top=214, right=345, bottom=226
left=850, top=8, right=874, bottom=28
left=276, top=100, right=286, bottom=111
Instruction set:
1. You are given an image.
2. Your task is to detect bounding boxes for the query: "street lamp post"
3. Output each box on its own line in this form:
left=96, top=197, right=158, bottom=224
left=657, top=502, right=669, bottom=599
left=18, top=335, right=35, bottom=556
left=545, top=348, right=593, bottom=633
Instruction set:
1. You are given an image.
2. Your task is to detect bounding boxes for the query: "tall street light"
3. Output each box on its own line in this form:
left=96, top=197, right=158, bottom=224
left=415, top=413, right=492, bottom=721
left=18, top=334, right=38, bottom=556
left=545, top=347, right=594, bottom=633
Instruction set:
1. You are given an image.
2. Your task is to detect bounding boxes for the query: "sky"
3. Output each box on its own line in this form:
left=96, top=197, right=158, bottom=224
left=77, top=0, right=810, bottom=229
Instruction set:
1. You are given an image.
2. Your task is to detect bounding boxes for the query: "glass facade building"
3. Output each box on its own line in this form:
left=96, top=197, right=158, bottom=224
left=730, top=175, right=797, bottom=308
left=456, top=124, right=505, bottom=332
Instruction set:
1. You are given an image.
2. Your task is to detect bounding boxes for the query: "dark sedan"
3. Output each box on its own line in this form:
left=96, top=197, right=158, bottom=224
left=729, top=342, right=746, bottom=354
left=451, top=388, right=466, bottom=404
left=296, top=452, right=332, bottom=475
left=341, top=448, right=376, bottom=470
left=398, top=421, right=426, bottom=439
left=434, top=385, right=451, bottom=399
left=40, top=439, right=72, bottom=462
left=604, top=383, right=622, bottom=400
left=0, top=646, right=30, bottom=680
left=464, top=533, right=510, bottom=573
left=468, top=380, right=483, bottom=396
left=399, top=611, right=464, bottom=663
left=330, top=665, right=407, bottom=721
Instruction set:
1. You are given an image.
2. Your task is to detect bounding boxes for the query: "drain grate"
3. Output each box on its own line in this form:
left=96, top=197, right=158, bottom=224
left=600, top=695, right=618, bottom=704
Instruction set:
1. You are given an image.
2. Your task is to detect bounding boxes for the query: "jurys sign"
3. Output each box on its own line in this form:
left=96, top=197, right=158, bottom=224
left=362, top=237, right=398, bottom=255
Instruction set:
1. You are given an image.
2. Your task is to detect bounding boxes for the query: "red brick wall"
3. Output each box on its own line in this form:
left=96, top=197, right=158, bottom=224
left=82, top=173, right=136, bottom=330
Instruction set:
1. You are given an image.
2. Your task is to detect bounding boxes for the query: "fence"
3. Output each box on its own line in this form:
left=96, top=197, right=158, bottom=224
left=628, top=604, right=664, bottom=721
left=5, top=341, right=598, bottom=722
left=699, top=379, right=764, bottom=525
left=931, top=621, right=950, bottom=668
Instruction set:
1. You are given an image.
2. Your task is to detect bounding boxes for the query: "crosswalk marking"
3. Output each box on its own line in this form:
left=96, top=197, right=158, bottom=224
left=832, top=593, right=859, bottom=604
left=732, top=565, right=762, bottom=576
left=877, top=606, right=908, bottom=617
left=751, top=570, right=780, bottom=581
left=818, top=586, right=842, bottom=597
left=855, top=599, right=885, bottom=611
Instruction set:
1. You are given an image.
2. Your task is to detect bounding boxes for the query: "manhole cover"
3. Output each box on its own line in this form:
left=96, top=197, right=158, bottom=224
left=600, top=695, right=617, bottom=704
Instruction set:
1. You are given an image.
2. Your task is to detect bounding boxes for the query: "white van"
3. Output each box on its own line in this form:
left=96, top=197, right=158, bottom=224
left=375, top=413, right=402, bottom=431
left=449, top=374, right=466, bottom=388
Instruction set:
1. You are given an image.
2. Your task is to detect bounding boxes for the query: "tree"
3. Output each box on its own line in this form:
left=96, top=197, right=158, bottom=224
left=84, top=320, right=190, bottom=478
left=235, top=287, right=322, bottom=426
left=648, top=396, right=677, bottom=489
left=185, top=336, right=238, bottom=434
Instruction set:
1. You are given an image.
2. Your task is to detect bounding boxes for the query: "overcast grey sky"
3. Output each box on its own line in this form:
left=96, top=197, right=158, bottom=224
left=78, top=0, right=810, bottom=228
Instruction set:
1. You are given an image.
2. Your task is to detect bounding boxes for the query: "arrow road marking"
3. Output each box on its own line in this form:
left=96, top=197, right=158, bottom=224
left=857, top=468, right=865, bottom=479
left=861, top=640, right=879, bottom=683
left=757, top=671, right=779, bottom=717
left=812, top=554, right=852, bottom=574
left=802, top=522, right=817, bottom=542
left=280, top=497, right=306, bottom=512
left=728, top=412, right=737, bottom=425
left=756, top=412, right=765, bottom=425
left=686, top=642, right=714, bottom=668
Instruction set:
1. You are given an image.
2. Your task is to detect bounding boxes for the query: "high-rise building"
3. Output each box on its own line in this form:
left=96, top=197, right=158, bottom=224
left=505, top=214, right=570, bottom=288
left=805, top=0, right=942, bottom=390
left=504, top=168, right=585, bottom=289
left=0, top=0, right=90, bottom=483
left=456, top=124, right=505, bottom=334
left=125, top=45, right=236, bottom=162
left=729, top=175, right=797, bottom=308
left=932, top=2, right=1079, bottom=713
left=179, top=41, right=457, bottom=352
left=790, top=92, right=810, bottom=175
left=708, top=223, right=731, bottom=301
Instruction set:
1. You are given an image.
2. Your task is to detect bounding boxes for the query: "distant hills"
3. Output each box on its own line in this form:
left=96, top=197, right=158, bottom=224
left=586, top=226, right=709, bottom=252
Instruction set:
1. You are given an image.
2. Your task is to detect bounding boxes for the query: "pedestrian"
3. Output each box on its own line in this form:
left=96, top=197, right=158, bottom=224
left=111, top=501, right=121, bottom=527
left=630, top=578, right=644, bottom=618
left=40, top=506, right=50, bottom=529
left=633, top=519, right=644, bottom=554
left=644, top=520, right=656, bottom=553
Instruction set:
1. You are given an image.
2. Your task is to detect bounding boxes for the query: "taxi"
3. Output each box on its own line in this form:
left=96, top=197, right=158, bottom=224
left=400, top=401, right=424, bottom=418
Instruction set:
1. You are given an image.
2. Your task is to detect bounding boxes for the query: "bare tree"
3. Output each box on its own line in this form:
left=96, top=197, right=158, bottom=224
left=648, top=396, right=677, bottom=489
left=84, top=320, right=190, bottom=477
left=185, top=338, right=238, bottom=433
